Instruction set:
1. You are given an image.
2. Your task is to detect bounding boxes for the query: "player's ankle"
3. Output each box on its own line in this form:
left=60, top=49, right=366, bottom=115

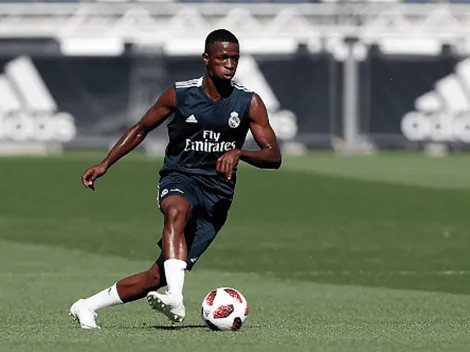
left=83, top=283, right=123, bottom=312
left=163, top=259, right=187, bottom=302
left=166, top=290, right=183, bottom=302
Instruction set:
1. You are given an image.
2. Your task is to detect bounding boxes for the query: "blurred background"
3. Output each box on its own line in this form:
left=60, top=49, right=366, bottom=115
left=1, top=0, right=470, bottom=156
left=3, top=2, right=470, bottom=350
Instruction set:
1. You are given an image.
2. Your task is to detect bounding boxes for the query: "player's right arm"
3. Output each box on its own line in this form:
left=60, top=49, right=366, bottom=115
left=81, top=86, right=177, bottom=191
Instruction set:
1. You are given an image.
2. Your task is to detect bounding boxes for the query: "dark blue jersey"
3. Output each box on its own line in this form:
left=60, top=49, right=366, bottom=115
left=159, top=77, right=254, bottom=195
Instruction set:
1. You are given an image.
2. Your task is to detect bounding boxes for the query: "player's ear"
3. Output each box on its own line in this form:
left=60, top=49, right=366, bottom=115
left=202, top=52, right=209, bottom=65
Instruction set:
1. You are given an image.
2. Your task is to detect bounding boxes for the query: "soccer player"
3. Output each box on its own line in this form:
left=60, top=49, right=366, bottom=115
left=69, top=29, right=282, bottom=329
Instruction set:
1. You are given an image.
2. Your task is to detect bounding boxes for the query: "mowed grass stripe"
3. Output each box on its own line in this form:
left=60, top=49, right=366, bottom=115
left=0, top=240, right=470, bottom=352
left=1, top=154, right=470, bottom=295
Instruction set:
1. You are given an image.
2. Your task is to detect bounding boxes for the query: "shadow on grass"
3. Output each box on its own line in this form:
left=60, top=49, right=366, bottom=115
left=151, top=324, right=207, bottom=330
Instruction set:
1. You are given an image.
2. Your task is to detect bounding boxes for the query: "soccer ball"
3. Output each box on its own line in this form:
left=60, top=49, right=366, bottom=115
left=201, top=287, right=248, bottom=331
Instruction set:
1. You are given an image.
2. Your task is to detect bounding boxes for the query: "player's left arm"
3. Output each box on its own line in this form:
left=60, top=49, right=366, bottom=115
left=216, top=93, right=282, bottom=180
left=241, top=93, right=282, bottom=169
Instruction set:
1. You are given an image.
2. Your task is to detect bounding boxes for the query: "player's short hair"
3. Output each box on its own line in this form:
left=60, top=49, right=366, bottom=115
left=204, top=29, right=239, bottom=54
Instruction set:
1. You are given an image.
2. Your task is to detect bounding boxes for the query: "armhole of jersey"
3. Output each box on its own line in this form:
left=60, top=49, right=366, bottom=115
left=242, top=92, right=254, bottom=122
left=173, top=83, right=181, bottom=105
left=174, top=83, right=185, bottom=116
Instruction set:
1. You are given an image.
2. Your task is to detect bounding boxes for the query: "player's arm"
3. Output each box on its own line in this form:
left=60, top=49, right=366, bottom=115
left=216, top=93, right=282, bottom=181
left=81, top=86, right=177, bottom=190
left=99, top=86, right=176, bottom=169
left=240, top=93, right=282, bottom=169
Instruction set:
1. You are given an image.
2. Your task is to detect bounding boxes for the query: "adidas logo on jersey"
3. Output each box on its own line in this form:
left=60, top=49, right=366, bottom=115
left=401, top=57, right=470, bottom=143
left=185, top=114, right=198, bottom=124
left=0, top=56, right=77, bottom=143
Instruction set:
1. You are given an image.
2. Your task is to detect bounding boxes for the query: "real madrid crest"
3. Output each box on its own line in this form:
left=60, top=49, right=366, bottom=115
left=228, top=111, right=240, bottom=128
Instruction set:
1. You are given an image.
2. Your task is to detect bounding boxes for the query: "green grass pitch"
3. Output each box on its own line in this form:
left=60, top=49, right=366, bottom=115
left=1, top=151, right=470, bottom=351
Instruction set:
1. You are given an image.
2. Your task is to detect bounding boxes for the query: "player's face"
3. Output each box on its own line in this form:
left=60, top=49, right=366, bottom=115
left=203, top=41, right=240, bottom=81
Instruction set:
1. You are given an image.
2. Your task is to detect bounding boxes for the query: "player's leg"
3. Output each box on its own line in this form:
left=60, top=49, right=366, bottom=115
left=154, top=194, right=192, bottom=300
left=100, top=176, right=195, bottom=304
left=146, top=194, right=194, bottom=322
left=69, top=261, right=167, bottom=329
left=147, top=194, right=232, bottom=323
left=70, top=194, right=192, bottom=328
left=116, top=178, right=196, bottom=305
left=70, top=173, right=197, bottom=328
left=115, top=262, right=167, bottom=302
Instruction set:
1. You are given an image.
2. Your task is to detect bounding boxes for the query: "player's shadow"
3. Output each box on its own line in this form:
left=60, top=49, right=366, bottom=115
left=151, top=324, right=207, bottom=330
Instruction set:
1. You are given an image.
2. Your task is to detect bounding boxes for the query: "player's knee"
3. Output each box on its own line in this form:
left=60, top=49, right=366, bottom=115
left=163, top=202, right=191, bottom=225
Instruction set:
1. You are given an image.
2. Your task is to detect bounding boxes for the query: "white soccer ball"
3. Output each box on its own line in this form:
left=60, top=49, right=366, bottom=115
left=201, top=287, right=249, bottom=331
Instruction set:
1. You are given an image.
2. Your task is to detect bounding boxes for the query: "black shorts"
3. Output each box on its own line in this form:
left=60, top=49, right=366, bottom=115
left=155, top=171, right=233, bottom=270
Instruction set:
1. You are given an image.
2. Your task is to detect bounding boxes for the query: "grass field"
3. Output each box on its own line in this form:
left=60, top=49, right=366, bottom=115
left=1, top=151, right=470, bottom=351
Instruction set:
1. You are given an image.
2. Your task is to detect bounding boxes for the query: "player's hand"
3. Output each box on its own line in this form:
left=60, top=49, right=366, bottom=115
left=81, top=164, right=108, bottom=191
left=216, top=149, right=241, bottom=181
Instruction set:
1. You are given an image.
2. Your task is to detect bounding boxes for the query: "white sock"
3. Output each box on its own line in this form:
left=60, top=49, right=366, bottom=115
left=164, top=259, right=187, bottom=301
left=84, top=283, right=123, bottom=312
